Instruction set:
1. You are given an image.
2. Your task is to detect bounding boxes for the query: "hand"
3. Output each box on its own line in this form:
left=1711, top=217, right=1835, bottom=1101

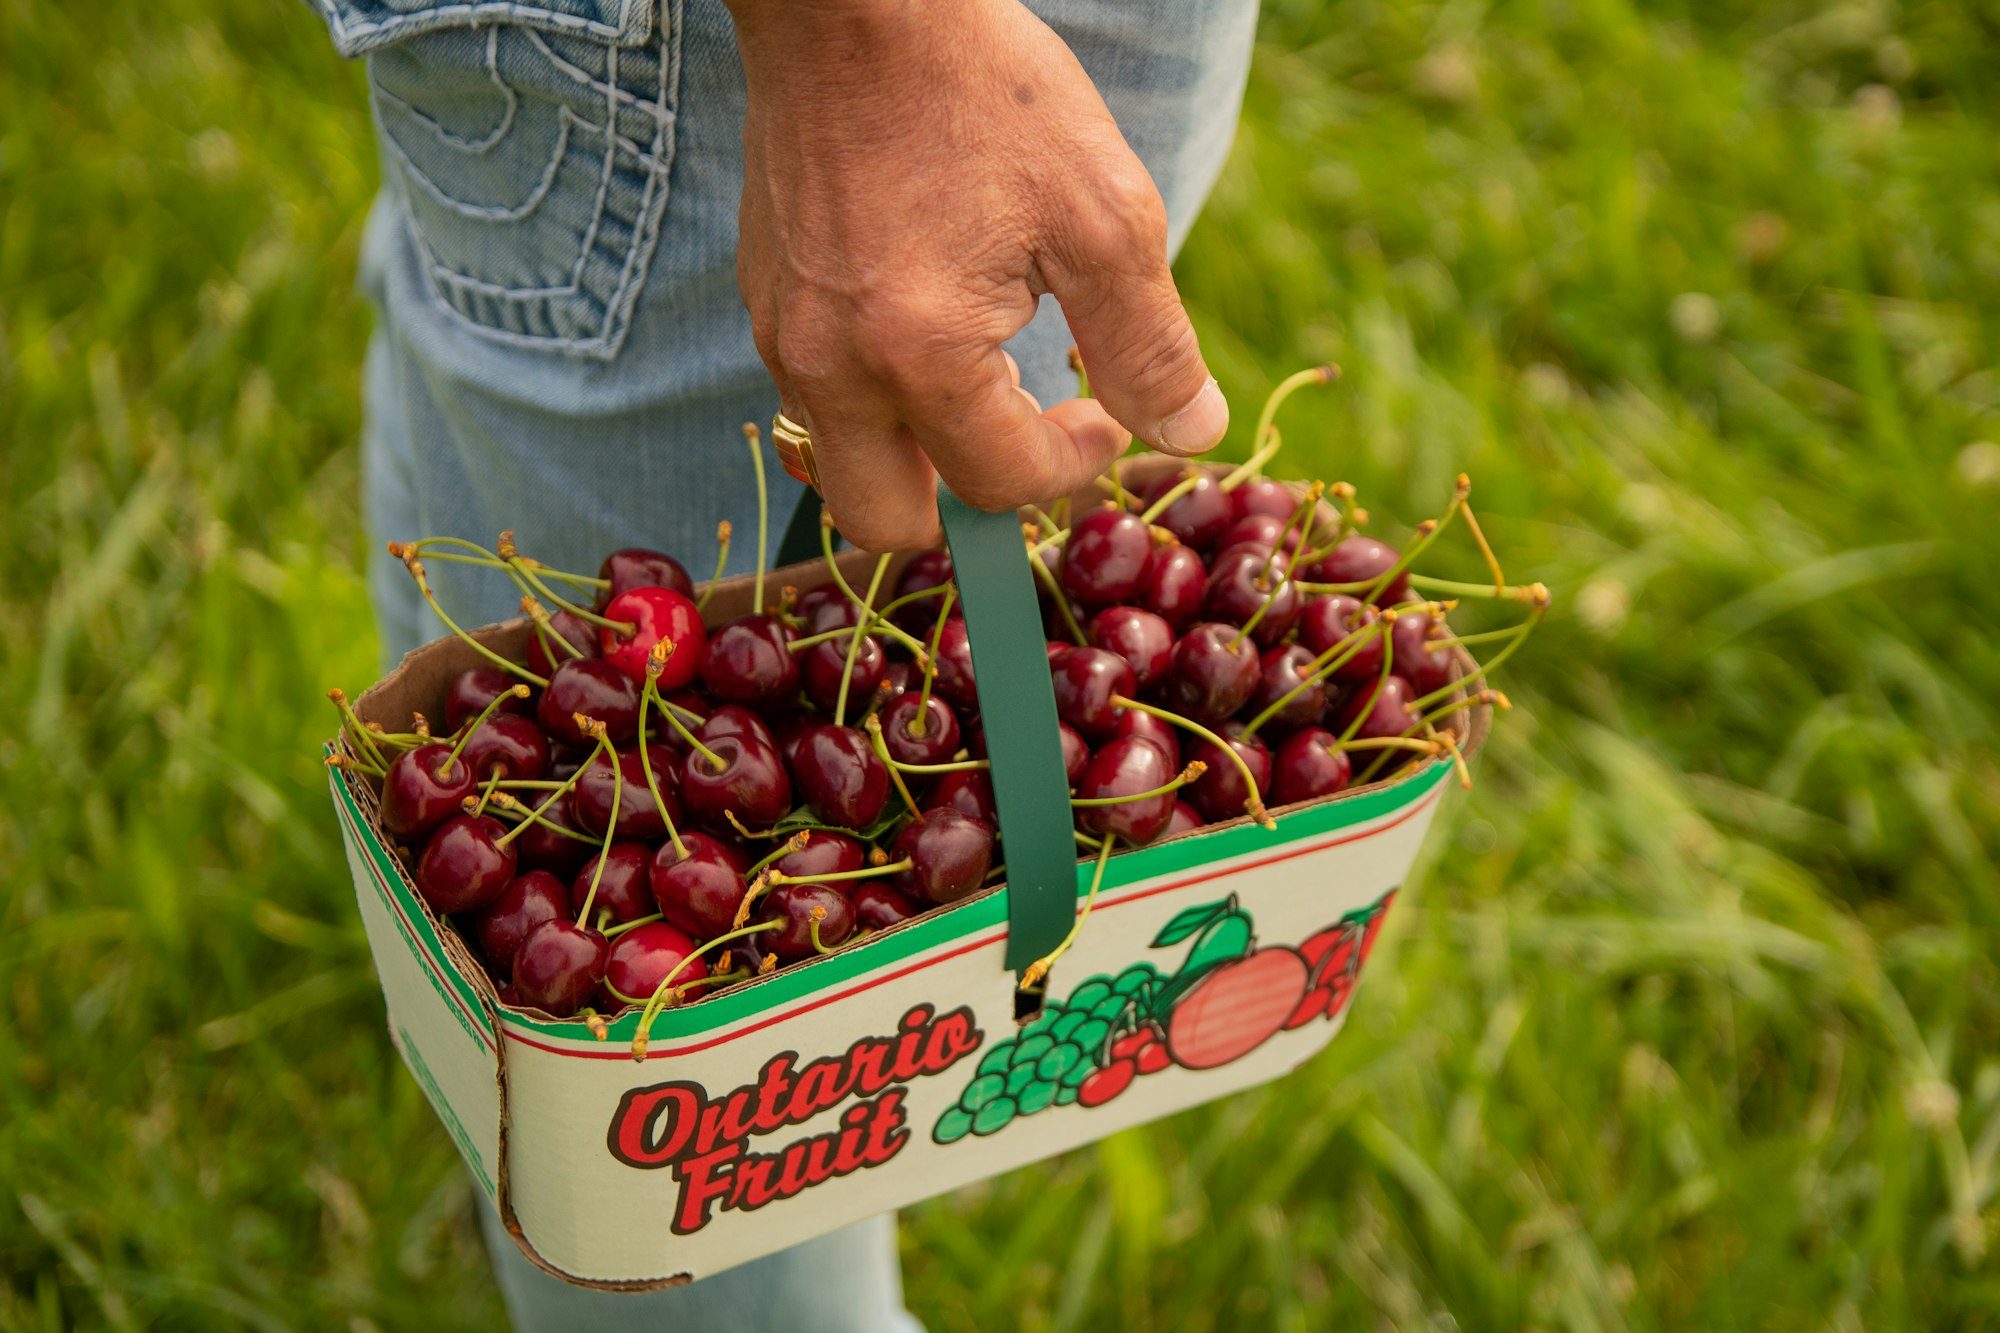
left=727, top=0, right=1230, bottom=550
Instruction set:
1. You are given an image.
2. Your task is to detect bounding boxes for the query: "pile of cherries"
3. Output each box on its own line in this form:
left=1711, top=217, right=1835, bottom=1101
left=331, top=388, right=1541, bottom=1030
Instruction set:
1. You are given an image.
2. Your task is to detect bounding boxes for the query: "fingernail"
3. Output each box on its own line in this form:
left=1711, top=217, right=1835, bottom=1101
left=1156, top=378, right=1228, bottom=455
left=1016, top=385, right=1044, bottom=414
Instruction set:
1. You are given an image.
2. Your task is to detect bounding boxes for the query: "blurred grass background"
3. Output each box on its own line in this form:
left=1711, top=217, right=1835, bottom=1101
left=4, top=0, right=1998, bottom=1327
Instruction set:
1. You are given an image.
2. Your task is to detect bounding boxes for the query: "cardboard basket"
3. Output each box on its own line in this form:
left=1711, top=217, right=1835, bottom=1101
left=329, top=463, right=1489, bottom=1287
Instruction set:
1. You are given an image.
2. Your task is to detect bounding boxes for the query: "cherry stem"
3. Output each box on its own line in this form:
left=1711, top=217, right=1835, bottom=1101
left=1022, top=504, right=1068, bottom=545
left=392, top=548, right=549, bottom=688
left=632, top=918, right=783, bottom=1059
left=1407, top=573, right=1550, bottom=604
left=1261, top=480, right=1328, bottom=585
left=1228, top=485, right=1326, bottom=652
left=882, top=754, right=988, bottom=776
left=1095, top=468, right=1138, bottom=510
left=1436, top=727, right=1474, bottom=790
left=785, top=586, right=949, bottom=652
left=1020, top=833, right=1115, bottom=991
left=493, top=731, right=604, bottom=850
left=572, top=721, right=619, bottom=926
left=1239, top=618, right=1392, bottom=741
left=744, top=831, right=813, bottom=879
left=482, top=790, right=595, bottom=841
left=503, top=545, right=632, bottom=635
left=521, top=595, right=585, bottom=666
left=1068, top=762, right=1206, bottom=807
left=637, top=671, right=690, bottom=859
left=1409, top=604, right=1544, bottom=713
left=1221, top=363, right=1338, bottom=491
left=646, top=674, right=726, bottom=772
left=1352, top=691, right=1505, bottom=786
left=911, top=584, right=958, bottom=732
left=769, top=859, right=912, bottom=887
left=1068, top=345, right=1090, bottom=399
left=1110, top=696, right=1273, bottom=828
left=1335, top=619, right=1399, bottom=747
left=1336, top=736, right=1446, bottom=755
left=1458, top=501, right=1507, bottom=596
left=603, top=912, right=663, bottom=939
left=743, top=424, right=770, bottom=615
left=808, top=909, right=838, bottom=955
left=472, top=768, right=503, bottom=817
left=327, top=689, right=388, bottom=769
left=863, top=715, right=926, bottom=818
left=1025, top=539, right=1087, bottom=645
left=1357, top=475, right=1469, bottom=605
left=818, top=514, right=929, bottom=655
left=836, top=555, right=891, bottom=727
left=441, top=684, right=531, bottom=776
left=697, top=521, right=732, bottom=615
left=1137, top=464, right=1207, bottom=526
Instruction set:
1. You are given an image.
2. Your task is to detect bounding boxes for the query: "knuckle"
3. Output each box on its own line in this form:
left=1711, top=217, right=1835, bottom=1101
left=849, top=293, right=952, bottom=392
left=1091, top=163, right=1170, bottom=255
left=1118, top=315, right=1203, bottom=399
left=773, top=307, right=844, bottom=391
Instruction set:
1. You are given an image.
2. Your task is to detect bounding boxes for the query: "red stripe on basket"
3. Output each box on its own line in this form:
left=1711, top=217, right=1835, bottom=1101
left=500, top=789, right=1439, bottom=1061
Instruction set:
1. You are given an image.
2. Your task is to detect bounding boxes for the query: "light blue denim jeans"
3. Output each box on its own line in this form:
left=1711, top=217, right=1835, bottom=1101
left=314, top=0, right=1256, bottom=1325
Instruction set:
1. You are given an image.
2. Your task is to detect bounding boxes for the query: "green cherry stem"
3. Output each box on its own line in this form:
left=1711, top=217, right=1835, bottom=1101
left=603, top=912, right=664, bottom=939
left=696, top=521, right=731, bottom=615
left=441, top=684, right=532, bottom=778
left=327, top=689, right=388, bottom=769
left=572, top=720, right=619, bottom=927
left=835, top=555, right=891, bottom=728
left=911, top=584, right=958, bottom=733
left=743, top=423, right=770, bottom=615
left=646, top=673, right=727, bottom=773
left=638, top=654, right=691, bottom=859
left=743, top=831, right=814, bottom=880
left=766, top=859, right=912, bottom=887
left=1026, top=537, right=1088, bottom=645
left=864, top=715, right=927, bottom=818
left=1408, top=606, right=1542, bottom=712
left=1407, top=573, right=1551, bottom=603
left=1068, top=762, right=1206, bottom=806
left=493, top=727, right=606, bottom=851
left=393, top=547, right=549, bottom=688
left=1221, top=363, right=1339, bottom=491
left=520, top=596, right=584, bottom=667
left=632, top=918, right=783, bottom=1059
left=497, top=534, right=633, bottom=635
left=818, top=513, right=928, bottom=655
left=784, top=585, right=951, bottom=653
left=1068, top=345, right=1090, bottom=399
left=1358, top=475, right=1470, bottom=605
left=482, top=789, right=596, bottom=841
left=1239, top=618, right=1392, bottom=741
left=1335, top=620, right=1398, bottom=747
left=1111, top=696, right=1273, bottom=828
left=1019, top=833, right=1115, bottom=990
left=472, top=768, right=504, bottom=817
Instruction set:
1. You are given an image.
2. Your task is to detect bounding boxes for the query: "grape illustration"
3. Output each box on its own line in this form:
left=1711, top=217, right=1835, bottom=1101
left=934, top=1105, right=974, bottom=1143
left=960, top=1072, right=1006, bottom=1110
left=971, top=1096, right=1018, bottom=1136
left=1036, top=1041, right=1083, bottom=1082
left=1018, top=1081, right=1059, bottom=1115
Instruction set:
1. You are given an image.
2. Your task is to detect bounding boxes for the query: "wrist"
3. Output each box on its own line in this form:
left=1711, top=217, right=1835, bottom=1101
left=724, top=0, right=926, bottom=52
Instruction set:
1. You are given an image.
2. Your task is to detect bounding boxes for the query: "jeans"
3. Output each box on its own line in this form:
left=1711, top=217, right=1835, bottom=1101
left=326, top=0, right=1256, bottom=1324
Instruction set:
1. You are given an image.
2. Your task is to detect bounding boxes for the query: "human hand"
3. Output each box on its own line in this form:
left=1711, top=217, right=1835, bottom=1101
left=727, top=0, right=1229, bottom=550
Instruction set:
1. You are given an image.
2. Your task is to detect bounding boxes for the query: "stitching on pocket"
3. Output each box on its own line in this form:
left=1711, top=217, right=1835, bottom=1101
left=378, top=94, right=574, bottom=221
left=314, top=0, right=650, bottom=58
left=370, top=26, right=517, bottom=153
left=523, top=28, right=670, bottom=124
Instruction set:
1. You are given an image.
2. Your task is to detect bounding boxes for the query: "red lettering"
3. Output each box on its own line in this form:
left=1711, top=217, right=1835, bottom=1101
left=607, top=1083, right=704, bottom=1168
left=672, top=1144, right=741, bottom=1233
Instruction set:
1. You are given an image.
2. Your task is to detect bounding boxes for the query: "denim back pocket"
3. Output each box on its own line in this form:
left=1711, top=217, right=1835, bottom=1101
left=310, top=0, right=681, bottom=358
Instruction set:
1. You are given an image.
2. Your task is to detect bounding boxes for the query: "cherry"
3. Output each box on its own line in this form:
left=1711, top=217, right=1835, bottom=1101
left=1046, top=640, right=1072, bottom=666
left=1202, top=546, right=1301, bottom=646
left=1060, top=506, right=1153, bottom=608
left=602, top=921, right=706, bottom=1009
left=546, top=744, right=591, bottom=783
left=1089, top=607, right=1174, bottom=690
left=1302, top=535, right=1410, bottom=605
left=923, top=769, right=997, bottom=827
left=878, top=659, right=919, bottom=698
left=700, top=614, right=798, bottom=706
left=444, top=667, right=534, bottom=734
left=1050, top=646, right=1138, bottom=740
left=525, top=608, right=599, bottom=679
left=1229, top=476, right=1297, bottom=523
left=474, top=870, right=569, bottom=973
left=1109, top=707, right=1179, bottom=760
left=537, top=658, right=639, bottom=747
left=680, top=734, right=793, bottom=829
left=1389, top=609, right=1456, bottom=697
left=1073, top=737, right=1178, bottom=846
left=929, top=617, right=978, bottom=709
left=458, top=714, right=551, bottom=782
left=1334, top=674, right=1422, bottom=743
left=699, top=705, right=776, bottom=751
left=415, top=814, right=517, bottom=914
left=849, top=882, right=922, bottom=931
left=1181, top=721, right=1271, bottom=824
left=891, top=809, right=996, bottom=905
left=792, top=725, right=889, bottom=830
left=1213, top=513, right=1299, bottom=558
left=1037, top=583, right=1091, bottom=646
left=772, top=829, right=867, bottom=880
left=512, top=919, right=609, bottom=1017
left=379, top=743, right=480, bottom=841
left=571, top=842, right=659, bottom=926
left=800, top=634, right=885, bottom=713
left=879, top=692, right=961, bottom=768
left=1058, top=723, right=1090, bottom=784
left=763, top=883, right=856, bottom=961
left=1271, top=727, right=1352, bottom=805
left=1141, top=470, right=1231, bottom=551
left=1139, top=542, right=1208, bottom=630
left=601, top=586, right=706, bottom=688
left=1248, top=644, right=1326, bottom=732
left=796, top=584, right=862, bottom=635
left=1155, top=623, right=1260, bottom=726
left=1297, top=594, right=1385, bottom=683
left=511, top=792, right=594, bottom=878
left=571, top=745, right=679, bottom=841
left=890, top=551, right=956, bottom=636
left=596, top=548, right=695, bottom=606
left=770, top=710, right=823, bottom=773
left=1166, top=800, right=1205, bottom=837
left=650, top=833, right=753, bottom=939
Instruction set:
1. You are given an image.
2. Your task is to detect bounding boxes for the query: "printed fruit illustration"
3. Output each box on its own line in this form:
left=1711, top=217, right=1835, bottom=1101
left=1164, top=948, right=1309, bottom=1070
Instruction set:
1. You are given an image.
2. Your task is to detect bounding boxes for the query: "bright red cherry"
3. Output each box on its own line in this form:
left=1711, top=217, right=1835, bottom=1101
left=791, top=725, right=889, bottom=830
left=1060, top=506, right=1153, bottom=608
left=1073, top=738, right=1178, bottom=846
left=699, top=614, right=798, bottom=706
left=601, top=586, right=706, bottom=687
left=512, top=919, right=609, bottom=1016
left=1302, top=536, right=1411, bottom=605
left=536, top=658, right=640, bottom=747
left=415, top=814, right=517, bottom=914
left=1089, top=606, right=1174, bottom=689
left=879, top=693, right=961, bottom=768
left=1155, top=623, right=1260, bottom=725
left=602, top=921, right=706, bottom=1009
left=891, top=810, right=996, bottom=904
left=680, top=734, right=792, bottom=829
left=444, top=667, right=534, bottom=734
left=1297, top=594, right=1386, bottom=683
left=379, top=742, right=479, bottom=841
left=650, top=833, right=753, bottom=939
left=474, top=870, right=569, bottom=974
left=1271, top=727, right=1352, bottom=805
left=1050, top=646, right=1138, bottom=740
left=596, top=548, right=695, bottom=606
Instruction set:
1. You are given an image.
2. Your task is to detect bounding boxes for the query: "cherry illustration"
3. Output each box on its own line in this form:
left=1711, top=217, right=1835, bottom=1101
left=596, top=548, right=695, bottom=606
left=1141, top=470, right=1231, bottom=550
left=415, top=813, right=517, bottom=914
left=763, top=883, right=856, bottom=961
left=458, top=713, right=551, bottom=782
left=1181, top=720, right=1271, bottom=823
left=650, top=832, right=753, bottom=939
left=1139, top=541, right=1207, bottom=630
left=1077, top=1059, right=1136, bottom=1107
left=474, top=870, right=569, bottom=975
left=1270, top=726, right=1353, bottom=805
left=1301, top=535, right=1410, bottom=605
left=444, top=666, right=534, bottom=733
left=1248, top=643, right=1327, bottom=733
left=792, top=724, right=889, bottom=830
left=1165, top=947, right=1309, bottom=1070
left=1049, top=646, right=1138, bottom=740
left=1073, top=736, right=1178, bottom=845
left=601, top=586, right=706, bottom=688
left=879, top=692, right=961, bottom=768
left=1060, top=505, right=1153, bottom=608
left=536, top=658, right=640, bottom=747
left=512, top=918, right=610, bottom=1017
left=571, top=843, right=657, bottom=926
left=891, top=809, right=996, bottom=904
left=1155, top=623, right=1260, bottom=726
left=1297, top=594, right=1385, bottom=682
left=1088, top=606, right=1174, bottom=689
left=379, top=742, right=479, bottom=841
left=699, top=613, right=799, bottom=706
left=602, top=921, right=706, bottom=1009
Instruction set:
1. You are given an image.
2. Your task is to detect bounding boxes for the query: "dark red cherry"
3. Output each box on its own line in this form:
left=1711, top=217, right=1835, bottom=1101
left=571, top=843, right=658, bottom=927
left=1249, top=644, right=1327, bottom=732
left=792, top=725, right=889, bottom=830
left=602, top=921, right=705, bottom=1008
left=1139, top=542, right=1207, bottom=630
left=1181, top=720, right=1271, bottom=824
left=596, top=548, right=695, bottom=607
left=763, top=883, right=856, bottom=960
left=800, top=635, right=885, bottom=713
left=1108, top=708, right=1178, bottom=761
left=1058, top=723, right=1089, bottom=784
left=415, top=814, right=517, bottom=914
left=571, top=744, right=680, bottom=841
left=1060, top=506, right=1153, bottom=608
left=796, top=584, right=862, bottom=635
left=1213, top=513, right=1297, bottom=558
left=379, top=743, right=479, bottom=841
left=880, top=692, right=961, bottom=768
left=891, top=551, right=957, bottom=638
left=1302, top=536, right=1410, bottom=606
left=892, top=810, right=996, bottom=905
left=1089, top=606, right=1174, bottom=689
left=929, top=617, right=977, bottom=709
left=512, top=919, right=609, bottom=1017
left=511, top=792, right=594, bottom=879
left=650, top=833, right=753, bottom=939
left=880, top=660, right=920, bottom=698
left=525, top=608, right=599, bottom=679
left=1166, top=800, right=1205, bottom=837
left=1141, top=470, right=1231, bottom=551
left=444, top=667, right=534, bottom=734
left=699, top=704, right=776, bottom=751
left=1334, top=675, right=1422, bottom=743
left=537, top=658, right=640, bottom=747
left=1073, top=738, right=1177, bottom=846
left=1298, top=594, right=1386, bottom=683
left=1390, top=610, right=1456, bottom=697
left=1050, top=646, right=1138, bottom=740
left=772, top=829, right=867, bottom=880
left=1037, top=582, right=1091, bottom=647
left=1271, top=727, right=1352, bottom=805
left=1230, top=476, right=1297, bottom=522
left=601, top=586, right=706, bottom=688
left=1202, top=546, right=1301, bottom=646
left=849, top=882, right=922, bottom=931
left=770, top=710, right=823, bottom=773
left=475, top=870, right=570, bottom=974
left=922, top=769, right=997, bottom=827
left=699, top=614, right=798, bottom=706
left=1155, top=624, right=1260, bottom=726
left=653, top=690, right=710, bottom=751
left=680, top=734, right=793, bottom=829
left=458, top=714, right=551, bottom=782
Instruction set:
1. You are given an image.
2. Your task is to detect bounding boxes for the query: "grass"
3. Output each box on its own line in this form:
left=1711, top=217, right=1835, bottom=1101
left=3, top=0, right=1998, bottom=1328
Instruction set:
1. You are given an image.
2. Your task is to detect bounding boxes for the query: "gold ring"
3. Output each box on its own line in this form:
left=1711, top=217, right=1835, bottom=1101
left=771, top=411, right=821, bottom=492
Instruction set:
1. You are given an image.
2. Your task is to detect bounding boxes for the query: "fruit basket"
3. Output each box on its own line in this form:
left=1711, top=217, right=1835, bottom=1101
left=329, top=408, right=1521, bottom=1286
